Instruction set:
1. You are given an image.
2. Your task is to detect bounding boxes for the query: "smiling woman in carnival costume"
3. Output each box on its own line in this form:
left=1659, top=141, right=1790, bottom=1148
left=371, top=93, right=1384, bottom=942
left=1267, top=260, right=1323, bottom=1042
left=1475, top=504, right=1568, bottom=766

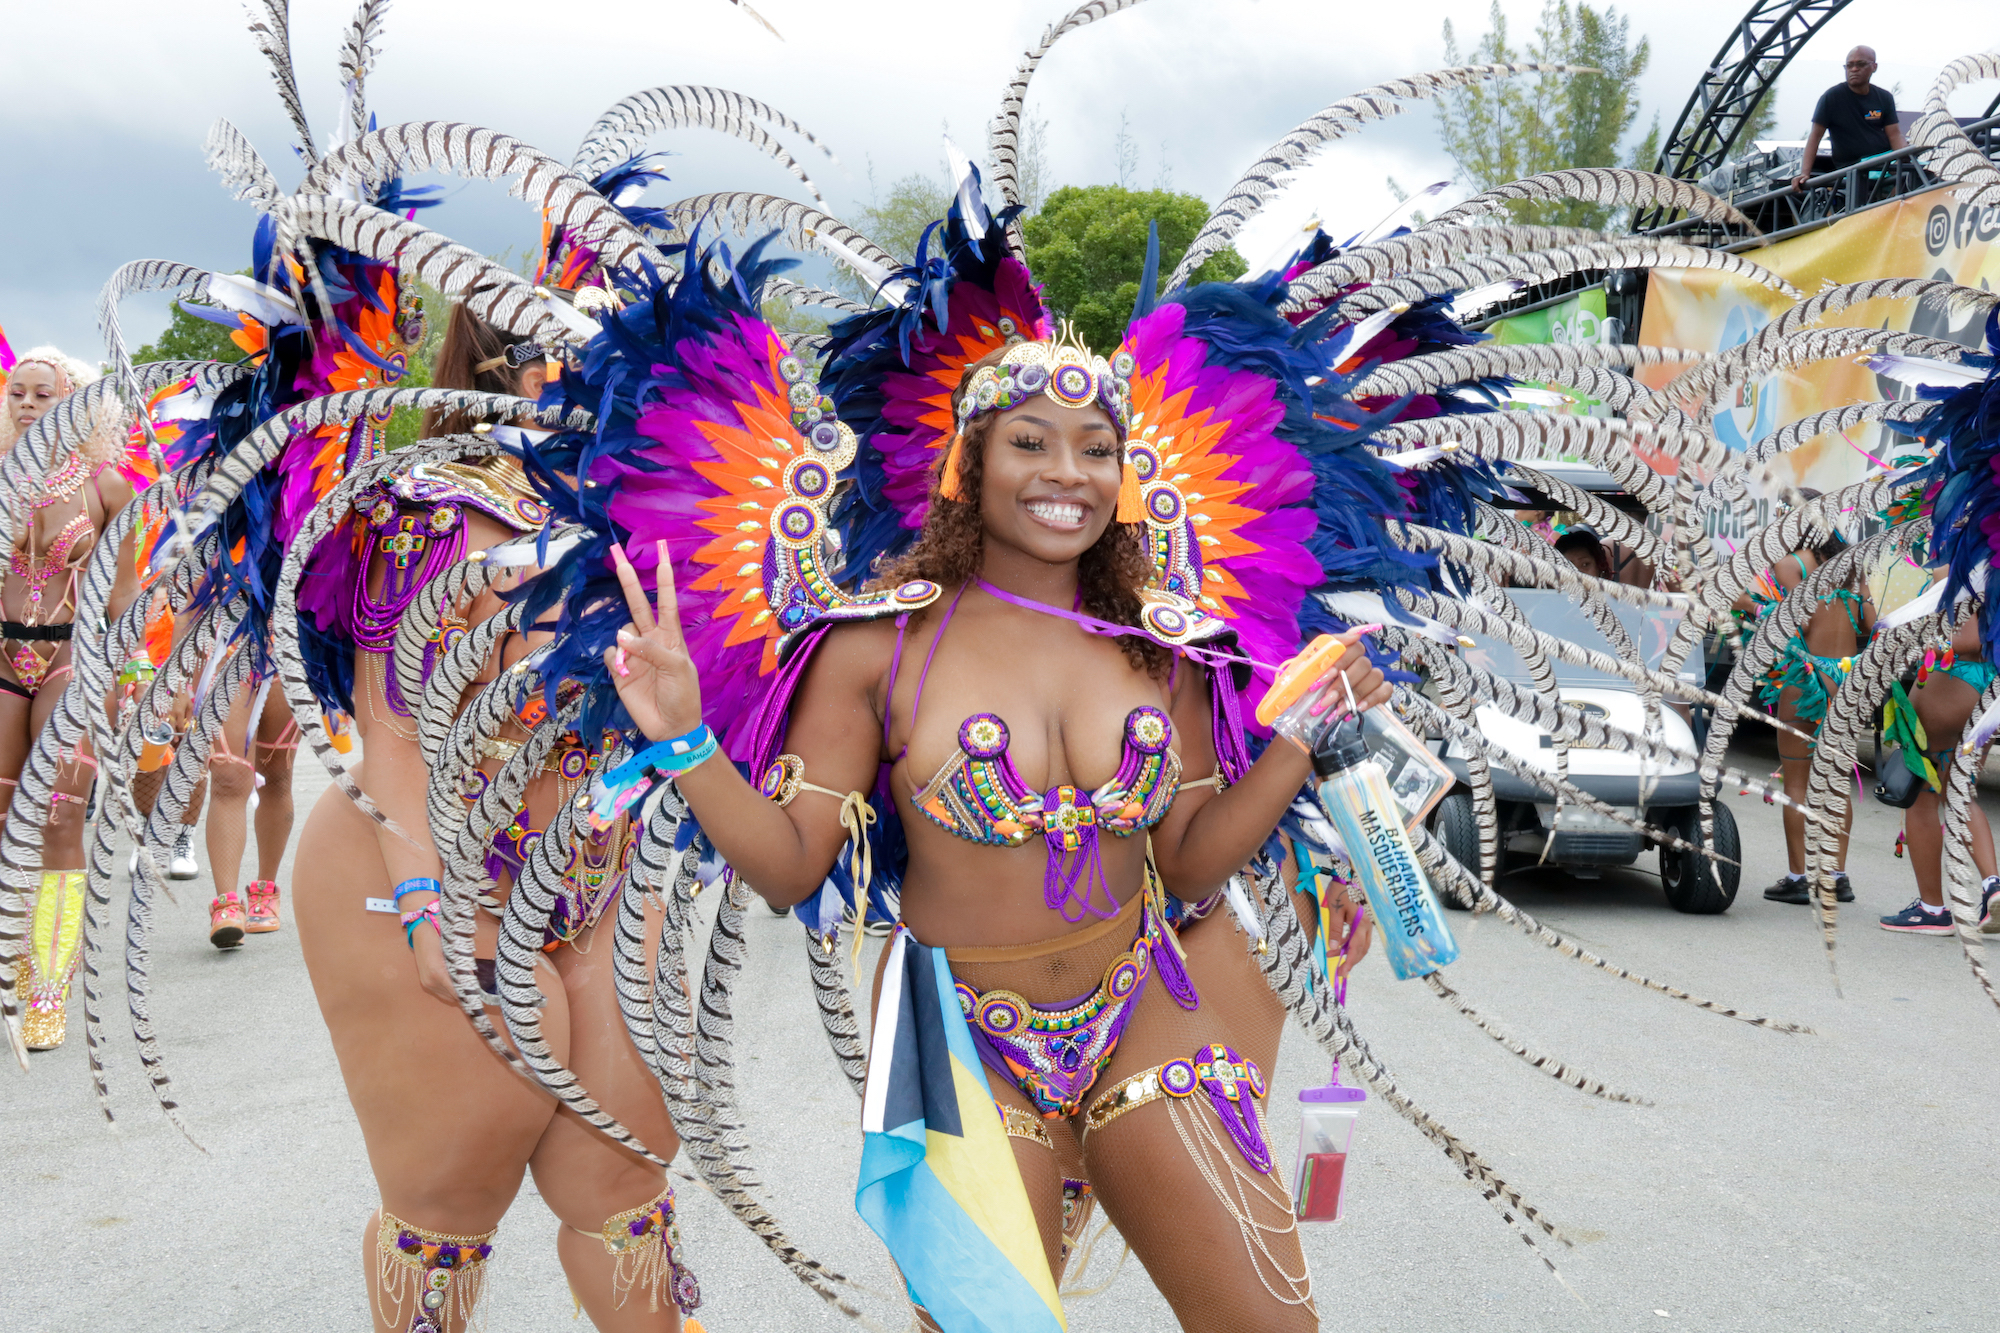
left=17, top=5, right=2000, bottom=1331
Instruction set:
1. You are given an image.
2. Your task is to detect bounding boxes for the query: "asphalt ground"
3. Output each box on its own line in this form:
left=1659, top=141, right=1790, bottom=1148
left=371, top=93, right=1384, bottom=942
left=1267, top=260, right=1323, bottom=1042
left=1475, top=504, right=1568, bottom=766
left=9, top=727, right=2000, bottom=1332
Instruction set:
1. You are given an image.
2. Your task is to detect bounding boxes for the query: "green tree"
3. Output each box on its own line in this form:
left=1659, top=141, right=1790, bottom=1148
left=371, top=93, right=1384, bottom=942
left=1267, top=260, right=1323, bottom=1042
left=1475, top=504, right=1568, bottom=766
left=134, top=293, right=250, bottom=367
left=856, top=167, right=953, bottom=267
left=1022, top=185, right=1247, bottom=351
left=381, top=280, right=447, bottom=450
left=826, top=165, right=954, bottom=301
left=1434, top=1, right=1654, bottom=228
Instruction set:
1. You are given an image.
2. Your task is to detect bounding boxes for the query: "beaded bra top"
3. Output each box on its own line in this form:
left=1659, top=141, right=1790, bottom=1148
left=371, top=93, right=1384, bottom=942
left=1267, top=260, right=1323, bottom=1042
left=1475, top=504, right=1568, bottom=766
left=893, top=584, right=1182, bottom=922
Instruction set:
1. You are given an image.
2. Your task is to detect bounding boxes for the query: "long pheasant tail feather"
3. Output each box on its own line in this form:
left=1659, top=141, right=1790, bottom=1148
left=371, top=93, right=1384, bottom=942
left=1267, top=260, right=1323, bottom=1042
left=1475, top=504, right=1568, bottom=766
left=203, top=120, right=283, bottom=208
left=1423, top=974, right=1652, bottom=1104
left=805, top=928, right=868, bottom=1098
left=245, top=0, right=317, bottom=163
left=1408, top=823, right=1814, bottom=1034
left=575, top=86, right=838, bottom=178
left=1170, top=61, right=1594, bottom=290
left=334, top=0, right=391, bottom=148
left=987, top=0, right=1152, bottom=209
left=1427, top=167, right=1760, bottom=236
left=726, top=0, right=782, bottom=39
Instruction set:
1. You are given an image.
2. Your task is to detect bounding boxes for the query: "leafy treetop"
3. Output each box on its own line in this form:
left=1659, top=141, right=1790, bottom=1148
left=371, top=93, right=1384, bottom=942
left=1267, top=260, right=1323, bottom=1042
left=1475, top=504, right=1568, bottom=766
left=1022, top=185, right=1246, bottom=352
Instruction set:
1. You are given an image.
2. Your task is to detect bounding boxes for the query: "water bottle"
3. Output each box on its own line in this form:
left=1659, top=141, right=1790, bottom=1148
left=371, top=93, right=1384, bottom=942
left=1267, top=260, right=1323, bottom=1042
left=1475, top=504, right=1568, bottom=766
left=1306, top=716, right=1459, bottom=980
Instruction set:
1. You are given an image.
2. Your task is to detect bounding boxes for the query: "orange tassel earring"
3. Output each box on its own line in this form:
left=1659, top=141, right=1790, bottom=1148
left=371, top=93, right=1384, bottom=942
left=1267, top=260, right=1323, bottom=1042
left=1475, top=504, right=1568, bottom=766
left=938, top=431, right=968, bottom=500
left=1116, top=444, right=1145, bottom=522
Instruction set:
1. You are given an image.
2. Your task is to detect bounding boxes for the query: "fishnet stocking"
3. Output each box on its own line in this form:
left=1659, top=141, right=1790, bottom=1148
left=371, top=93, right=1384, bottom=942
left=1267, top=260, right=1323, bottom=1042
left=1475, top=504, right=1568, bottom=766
left=1074, top=913, right=1316, bottom=1331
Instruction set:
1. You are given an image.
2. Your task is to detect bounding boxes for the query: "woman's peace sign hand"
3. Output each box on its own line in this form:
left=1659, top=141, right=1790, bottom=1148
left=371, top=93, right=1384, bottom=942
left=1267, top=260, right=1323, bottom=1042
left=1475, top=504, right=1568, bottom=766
left=606, top=540, right=705, bottom=743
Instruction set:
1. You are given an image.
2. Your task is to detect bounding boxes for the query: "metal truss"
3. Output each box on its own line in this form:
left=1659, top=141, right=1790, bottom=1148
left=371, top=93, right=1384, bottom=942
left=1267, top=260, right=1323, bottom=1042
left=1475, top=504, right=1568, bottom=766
left=1636, top=0, right=1855, bottom=229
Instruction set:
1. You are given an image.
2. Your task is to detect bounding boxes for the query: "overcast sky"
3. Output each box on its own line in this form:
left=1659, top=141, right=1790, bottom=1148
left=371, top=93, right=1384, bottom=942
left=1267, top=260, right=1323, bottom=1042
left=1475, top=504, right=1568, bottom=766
left=3, top=0, right=1994, bottom=358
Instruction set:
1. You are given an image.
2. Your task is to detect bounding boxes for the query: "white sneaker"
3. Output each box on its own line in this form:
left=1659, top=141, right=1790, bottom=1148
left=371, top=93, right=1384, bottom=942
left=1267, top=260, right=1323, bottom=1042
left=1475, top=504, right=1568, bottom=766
left=167, top=829, right=199, bottom=881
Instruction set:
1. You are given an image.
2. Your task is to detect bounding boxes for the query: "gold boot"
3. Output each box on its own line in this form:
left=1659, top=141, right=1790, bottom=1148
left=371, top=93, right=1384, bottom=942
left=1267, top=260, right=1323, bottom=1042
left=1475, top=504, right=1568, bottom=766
left=23, top=871, right=85, bottom=1051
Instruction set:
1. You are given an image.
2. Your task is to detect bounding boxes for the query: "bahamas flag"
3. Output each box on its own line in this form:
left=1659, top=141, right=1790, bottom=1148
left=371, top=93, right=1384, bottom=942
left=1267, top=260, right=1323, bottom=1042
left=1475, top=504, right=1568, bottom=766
left=856, top=928, right=1066, bottom=1333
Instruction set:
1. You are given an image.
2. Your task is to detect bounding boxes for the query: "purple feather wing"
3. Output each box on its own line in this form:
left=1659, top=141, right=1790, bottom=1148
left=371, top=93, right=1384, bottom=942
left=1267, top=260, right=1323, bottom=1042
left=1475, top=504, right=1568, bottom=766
left=1119, top=302, right=1321, bottom=691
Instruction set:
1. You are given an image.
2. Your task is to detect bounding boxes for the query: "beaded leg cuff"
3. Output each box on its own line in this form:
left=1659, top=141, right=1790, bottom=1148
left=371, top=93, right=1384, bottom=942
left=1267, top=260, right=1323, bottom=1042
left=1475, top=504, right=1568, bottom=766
left=375, top=1210, right=497, bottom=1333
left=600, top=1184, right=701, bottom=1315
left=1001, top=1104, right=1056, bottom=1149
left=1085, top=1046, right=1311, bottom=1310
left=24, top=871, right=85, bottom=1050
left=1084, top=1044, right=1271, bottom=1168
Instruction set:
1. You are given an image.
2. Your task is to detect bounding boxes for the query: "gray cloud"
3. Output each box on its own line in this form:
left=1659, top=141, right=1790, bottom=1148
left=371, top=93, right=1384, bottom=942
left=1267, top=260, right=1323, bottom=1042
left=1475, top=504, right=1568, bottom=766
left=3, top=0, right=1989, bottom=360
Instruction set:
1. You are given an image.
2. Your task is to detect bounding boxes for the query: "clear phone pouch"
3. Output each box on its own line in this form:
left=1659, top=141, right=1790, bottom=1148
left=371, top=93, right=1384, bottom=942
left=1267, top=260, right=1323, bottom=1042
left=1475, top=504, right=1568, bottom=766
left=1294, top=1077, right=1365, bottom=1222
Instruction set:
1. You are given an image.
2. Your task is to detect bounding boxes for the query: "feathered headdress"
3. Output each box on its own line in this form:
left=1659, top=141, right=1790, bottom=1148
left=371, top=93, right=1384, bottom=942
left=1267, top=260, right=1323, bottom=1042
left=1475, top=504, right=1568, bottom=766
left=818, top=176, right=1049, bottom=580
left=1896, top=310, right=2000, bottom=661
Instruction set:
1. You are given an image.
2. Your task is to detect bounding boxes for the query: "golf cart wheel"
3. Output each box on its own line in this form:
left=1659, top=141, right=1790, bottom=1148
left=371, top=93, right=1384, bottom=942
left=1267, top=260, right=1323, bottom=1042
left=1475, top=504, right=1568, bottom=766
left=1659, top=801, right=1741, bottom=914
left=1431, top=791, right=1479, bottom=911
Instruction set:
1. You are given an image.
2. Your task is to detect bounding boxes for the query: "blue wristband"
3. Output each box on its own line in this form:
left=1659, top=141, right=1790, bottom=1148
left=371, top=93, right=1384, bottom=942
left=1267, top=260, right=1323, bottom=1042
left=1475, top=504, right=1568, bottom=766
left=393, top=877, right=442, bottom=904
left=587, top=727, right=718, bottom=831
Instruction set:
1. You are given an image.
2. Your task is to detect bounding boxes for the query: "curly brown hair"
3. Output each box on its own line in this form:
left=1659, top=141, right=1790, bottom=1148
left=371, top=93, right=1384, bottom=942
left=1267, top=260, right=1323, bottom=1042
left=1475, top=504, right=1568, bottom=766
left=871, top=346, right=1169, bottom=677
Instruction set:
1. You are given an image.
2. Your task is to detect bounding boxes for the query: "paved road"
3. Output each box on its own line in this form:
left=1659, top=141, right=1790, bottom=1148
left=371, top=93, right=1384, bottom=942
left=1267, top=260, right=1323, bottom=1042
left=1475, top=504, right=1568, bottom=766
left=10, top=730, right=2000, bottom=1331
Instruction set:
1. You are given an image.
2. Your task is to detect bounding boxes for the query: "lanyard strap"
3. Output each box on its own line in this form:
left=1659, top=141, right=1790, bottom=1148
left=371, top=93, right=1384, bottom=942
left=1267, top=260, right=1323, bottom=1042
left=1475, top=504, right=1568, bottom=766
left=972, top=578, right=1278, bottom=674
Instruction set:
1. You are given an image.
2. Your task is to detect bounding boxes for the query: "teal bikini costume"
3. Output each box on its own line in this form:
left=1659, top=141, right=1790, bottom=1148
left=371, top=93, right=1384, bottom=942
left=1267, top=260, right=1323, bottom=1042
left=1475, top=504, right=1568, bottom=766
left=1751, top=555, right=1868, bottom=728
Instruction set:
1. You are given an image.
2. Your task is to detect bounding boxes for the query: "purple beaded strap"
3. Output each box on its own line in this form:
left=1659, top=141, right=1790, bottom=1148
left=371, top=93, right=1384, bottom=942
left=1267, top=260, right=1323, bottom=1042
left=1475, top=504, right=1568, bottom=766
left=1040, top=784, right=1120, bottom=922
left=1194, top=1043, right=1273, bottom=1173
left=351, top=495, right=469, bottom=714
left=1152, top=919, right=1200, bottom=1010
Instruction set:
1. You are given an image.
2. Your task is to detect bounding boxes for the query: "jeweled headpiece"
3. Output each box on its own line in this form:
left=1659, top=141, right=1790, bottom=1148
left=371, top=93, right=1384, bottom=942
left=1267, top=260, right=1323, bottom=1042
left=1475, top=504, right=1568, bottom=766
left=952, top=322, right=1132, bottom=437
left=941, top=322, right=1138, bottom=515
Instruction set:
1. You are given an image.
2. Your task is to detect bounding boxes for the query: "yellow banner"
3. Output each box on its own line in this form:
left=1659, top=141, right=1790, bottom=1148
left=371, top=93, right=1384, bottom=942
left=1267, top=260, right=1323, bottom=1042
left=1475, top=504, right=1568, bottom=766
left=1638, top=186, right=2000, bottom=492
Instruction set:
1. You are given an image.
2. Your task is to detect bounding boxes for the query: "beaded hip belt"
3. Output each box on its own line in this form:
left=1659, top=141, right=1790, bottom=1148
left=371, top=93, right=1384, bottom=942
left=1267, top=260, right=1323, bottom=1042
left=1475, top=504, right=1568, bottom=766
left=954, top=891, right=1170, bottom=1119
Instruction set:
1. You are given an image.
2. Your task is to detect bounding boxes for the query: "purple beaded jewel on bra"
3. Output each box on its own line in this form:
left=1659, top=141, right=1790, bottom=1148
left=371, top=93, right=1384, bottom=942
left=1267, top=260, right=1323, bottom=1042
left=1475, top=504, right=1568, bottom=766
left=912, top=703, right=1183, bottom=923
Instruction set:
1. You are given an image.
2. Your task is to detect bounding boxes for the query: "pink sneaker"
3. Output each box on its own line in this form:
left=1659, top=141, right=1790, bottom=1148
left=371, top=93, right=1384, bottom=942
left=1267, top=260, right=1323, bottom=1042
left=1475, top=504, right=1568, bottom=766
left=245, top=881, right=282, bottom=934
left=209, top=891, right=246, bottom=949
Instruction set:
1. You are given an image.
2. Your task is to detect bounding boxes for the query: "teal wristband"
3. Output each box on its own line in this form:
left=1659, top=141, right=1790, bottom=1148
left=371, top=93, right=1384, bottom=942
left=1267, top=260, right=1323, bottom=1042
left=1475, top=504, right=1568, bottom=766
left=401, top=901, right=442, bottom=949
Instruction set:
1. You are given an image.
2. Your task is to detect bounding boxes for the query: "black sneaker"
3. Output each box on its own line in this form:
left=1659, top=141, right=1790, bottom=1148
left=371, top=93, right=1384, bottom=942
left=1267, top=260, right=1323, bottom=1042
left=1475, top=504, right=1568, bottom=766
left=1979, top=878, right=2000, bottom=934
left=1764, top=874, right=1810, bottom=905
left=1833, top=873, right=1855, bottom=904
left=841, top=902, right=897, bottom=938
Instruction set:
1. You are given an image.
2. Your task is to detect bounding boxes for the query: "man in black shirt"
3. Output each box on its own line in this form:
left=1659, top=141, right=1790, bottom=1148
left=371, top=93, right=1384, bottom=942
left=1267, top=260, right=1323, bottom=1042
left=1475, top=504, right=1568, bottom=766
left=1793, top=46, right=1905, bottom=188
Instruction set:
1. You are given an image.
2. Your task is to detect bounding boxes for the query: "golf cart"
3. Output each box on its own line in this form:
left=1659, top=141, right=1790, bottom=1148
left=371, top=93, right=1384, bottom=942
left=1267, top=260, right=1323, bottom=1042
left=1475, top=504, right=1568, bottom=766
left=1425, top=464, right=1742, bottom=913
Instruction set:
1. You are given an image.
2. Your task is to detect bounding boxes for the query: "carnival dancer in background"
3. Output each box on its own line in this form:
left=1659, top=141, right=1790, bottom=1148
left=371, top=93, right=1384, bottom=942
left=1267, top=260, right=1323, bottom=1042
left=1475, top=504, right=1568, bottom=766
left=1749, top=497, right=1875, bottom=907
left=197, top=673, right=297, bottom=948
left=1, top=347, right=140, bottom=1050
left=292, top=304, right=694, bottom=1332
left=1881, top=611, right=2000, bottom=933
